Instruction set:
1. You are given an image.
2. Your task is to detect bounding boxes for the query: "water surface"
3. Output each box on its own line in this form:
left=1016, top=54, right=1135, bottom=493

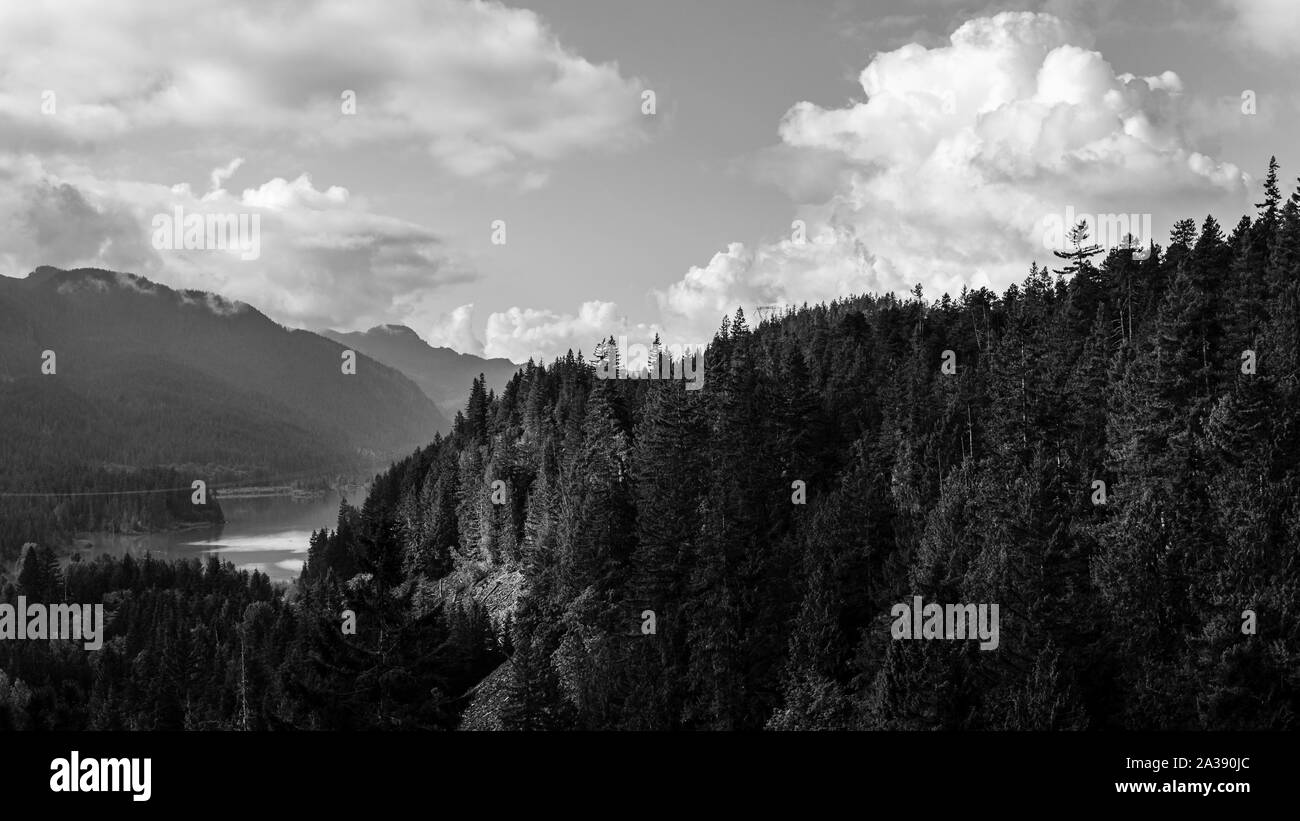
left=81, top=489, right=365, bottom=583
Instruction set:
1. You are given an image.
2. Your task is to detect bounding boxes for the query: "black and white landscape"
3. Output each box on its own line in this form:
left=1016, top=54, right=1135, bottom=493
left=0, top=0, right=1298, bottom=739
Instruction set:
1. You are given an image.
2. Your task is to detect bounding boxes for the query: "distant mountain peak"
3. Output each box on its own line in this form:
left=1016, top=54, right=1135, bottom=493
left=0, top=265, right=450, bottom=471
left=372, top=324, right=421, bottom=339
left=318, top=324, right=519, bottom=418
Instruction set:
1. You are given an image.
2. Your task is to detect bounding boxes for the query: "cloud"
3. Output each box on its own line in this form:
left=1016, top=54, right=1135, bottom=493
left=0, top=154, right=475, bottom=333
left=656, top=232, right=893, bottom=343
left=240, top=174, right=349, bottom=211
left=178, top=290, right=250, bottom=317
left=654, top=11, right=1250, bottom=341
left=0, top=0, right=652, bottom=183
left=482, top=301, right=661, bottom=363
left=1221, top=0, right=1300, bottom=58
left=208, top=158, right=245, bottom=196
left=425, top=303, right=486, bottom=356
left=0, top=156, right=157, bottom=275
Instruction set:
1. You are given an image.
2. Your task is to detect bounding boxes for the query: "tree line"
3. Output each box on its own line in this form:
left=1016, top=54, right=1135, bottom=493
left=3, top=155, right=1299, bottom=730
left=318, top=155, right=1299, bottom=730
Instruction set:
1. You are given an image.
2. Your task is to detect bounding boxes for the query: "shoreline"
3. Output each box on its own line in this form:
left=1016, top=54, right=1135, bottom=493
left=60, top=482, right=366, bottom=558
left=68, top=518, right=218, bottom=547
left=214, top=485, right=335, bottom=500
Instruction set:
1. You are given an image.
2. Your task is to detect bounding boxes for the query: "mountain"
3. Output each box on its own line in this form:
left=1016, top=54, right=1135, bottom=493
left=0, top=267, right=450, bottom=486
left=300, top=193, right=1300, bottom=732
left=320, top=325, right=519, bottom=419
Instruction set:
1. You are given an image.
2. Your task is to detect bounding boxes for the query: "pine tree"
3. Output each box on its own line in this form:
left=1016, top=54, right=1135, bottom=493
left=1052, top=220, right=1104, bottom=278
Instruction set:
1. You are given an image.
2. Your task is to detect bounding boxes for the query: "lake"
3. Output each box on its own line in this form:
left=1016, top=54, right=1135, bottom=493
left=78, top=488, right=366, bottom=584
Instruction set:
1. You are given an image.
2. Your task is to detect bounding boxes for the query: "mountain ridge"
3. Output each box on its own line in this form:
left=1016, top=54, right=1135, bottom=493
left=320, top=324, right=520, bottom=419
left=0, top=266, right=450, bottom=482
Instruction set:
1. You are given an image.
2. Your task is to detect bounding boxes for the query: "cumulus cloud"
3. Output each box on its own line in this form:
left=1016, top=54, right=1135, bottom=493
left=656, top=231, right=889, bottom=344
left=240, top=175, right=350, bottom=211
left=0, top=154, right=475, bottom=333
left=0, top=0, right=652, bottom=182
left=0, top=1, right=660, bottom=347
left=482, top=301, right=660, bottom=363
left=653, top=11, right=1250, bottom=342
left=425, top=304, right=486, bottom=356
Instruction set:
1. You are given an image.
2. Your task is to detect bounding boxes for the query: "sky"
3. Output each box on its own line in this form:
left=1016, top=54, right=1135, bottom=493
left=1, top=0, right=1296, bottom=363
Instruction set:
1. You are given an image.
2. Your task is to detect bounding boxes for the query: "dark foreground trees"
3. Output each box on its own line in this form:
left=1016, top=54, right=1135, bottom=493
left=4, top=156, right=1299, bottom=730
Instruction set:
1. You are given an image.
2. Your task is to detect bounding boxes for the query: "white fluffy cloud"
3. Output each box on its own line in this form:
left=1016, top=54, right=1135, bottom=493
left=2, top=5, right=1266, bottom=365
left=656, top=231, right=891, bottom=344
left=0, top=0, right=650, bottom=181
left=0, top=0, right=661, bottom=355
left=653, top=11, right=1250, bottom=343
left=0, top=155, right=473, bottom=332
left=239, top=175, right=350, bottom=211
left=481, top=301, right=661, bottom=363
left=414, top=300, right=673, bottom=364
left=425, top=304, right=487, bottom=357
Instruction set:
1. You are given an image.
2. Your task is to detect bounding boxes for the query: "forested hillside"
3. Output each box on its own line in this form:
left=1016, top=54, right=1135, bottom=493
left=0, top=267, right=449, bottom=555
left=4, top=160, right=1299, bottom=731
left=303, top=157, right=1300, bottom=730
left=0, top=545, right=503, bottom=730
